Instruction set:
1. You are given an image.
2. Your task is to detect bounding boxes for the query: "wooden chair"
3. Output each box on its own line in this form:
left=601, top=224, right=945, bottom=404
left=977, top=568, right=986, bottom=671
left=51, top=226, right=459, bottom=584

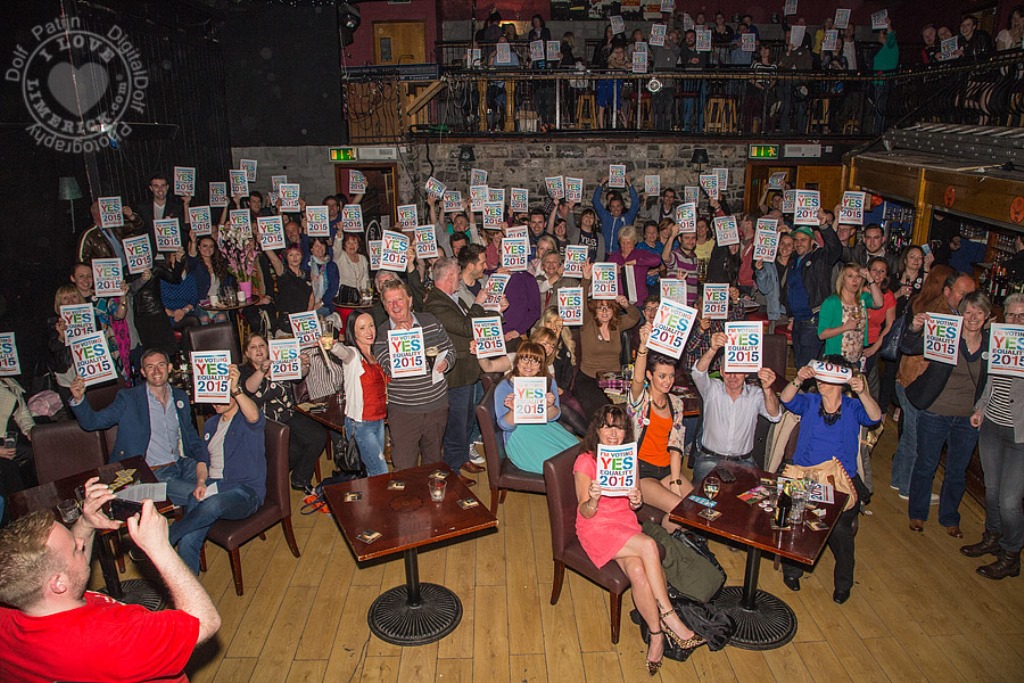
left=85, top=377, right=126, bottom=412
left=32, top=421, right=108, bottom=484
left=543, top=448, right=662, bottom=644
left=201, top=419, right=301, bottom=595
left=704, top=96, right=737, bottom=133
left=186, top=321, right=242, bottom=364
left=476, top=383, right=580, bottom=515
left=575, top=91, right=598, bottom=130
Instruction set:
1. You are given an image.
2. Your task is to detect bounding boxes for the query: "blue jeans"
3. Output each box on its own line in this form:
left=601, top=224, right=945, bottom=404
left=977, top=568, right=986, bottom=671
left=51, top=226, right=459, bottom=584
left=153, top=458, right=199, bottom=508
left=468, top=381, right=484, bottom=445
left=345, top=417, right=388, bottom=477
left=890, top=383, right=919, bottom=496
left=792, top=317, right=822, bottom=369
left=979, top=419, right=1024, bottom=553
left=910, top=411, right=979, bottom=526
left=168, top=483, right=261, bottom=574
left=443, top=384, right=477, bottom=470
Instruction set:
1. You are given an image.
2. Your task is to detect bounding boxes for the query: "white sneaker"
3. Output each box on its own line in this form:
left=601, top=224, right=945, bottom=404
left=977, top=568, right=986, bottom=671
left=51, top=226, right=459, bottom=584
left=469, top=442, right=486, bottom=465
left=930, top=493, right=940, bottom=505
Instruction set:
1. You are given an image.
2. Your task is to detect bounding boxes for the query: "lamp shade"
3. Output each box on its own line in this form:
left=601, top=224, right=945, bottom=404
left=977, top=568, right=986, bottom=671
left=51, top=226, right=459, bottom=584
left=58, top=176, right=83, bottom=201
left=690, top=148, right=710, bottom=166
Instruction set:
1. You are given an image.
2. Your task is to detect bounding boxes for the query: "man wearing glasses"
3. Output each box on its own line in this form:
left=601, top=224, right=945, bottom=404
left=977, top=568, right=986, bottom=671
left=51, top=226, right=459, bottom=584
left=645, top=187, right=680, bottom=223
left=68, top=348, right=207, bottom=507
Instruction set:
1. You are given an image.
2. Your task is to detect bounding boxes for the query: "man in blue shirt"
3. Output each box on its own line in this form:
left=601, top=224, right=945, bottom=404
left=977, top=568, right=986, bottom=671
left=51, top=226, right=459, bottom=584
left=70, top=349, right=207, bottom=507
left=592, top=175, right=641, bottom=251
left=785, top=218, right=843, bottom=368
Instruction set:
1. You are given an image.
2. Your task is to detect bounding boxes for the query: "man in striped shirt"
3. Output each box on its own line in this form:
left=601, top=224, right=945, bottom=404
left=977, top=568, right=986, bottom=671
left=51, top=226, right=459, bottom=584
left=373, top=280, right=455, bottom=470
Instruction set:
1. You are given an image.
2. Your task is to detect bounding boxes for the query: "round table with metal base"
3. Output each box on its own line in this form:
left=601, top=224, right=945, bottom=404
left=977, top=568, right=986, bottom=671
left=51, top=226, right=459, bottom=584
left=100, top=578, right=167, bottom=612
left=713, top=547, right=797, bottom=650
left=367, top=548, right=463, bottom=646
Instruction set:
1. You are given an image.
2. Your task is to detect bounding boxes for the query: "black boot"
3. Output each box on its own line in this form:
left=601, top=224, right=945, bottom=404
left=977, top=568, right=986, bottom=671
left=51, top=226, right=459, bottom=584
left=960, top=530, right=1002, bottom=558
left=977, top=549, right=1021, bottom=580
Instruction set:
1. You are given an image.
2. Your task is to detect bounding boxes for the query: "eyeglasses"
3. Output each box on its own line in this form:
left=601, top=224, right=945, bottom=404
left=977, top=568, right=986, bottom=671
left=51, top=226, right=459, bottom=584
left=519, top=357, right=542, bottom=366
left=1005, top=312, right=1024, bottom=320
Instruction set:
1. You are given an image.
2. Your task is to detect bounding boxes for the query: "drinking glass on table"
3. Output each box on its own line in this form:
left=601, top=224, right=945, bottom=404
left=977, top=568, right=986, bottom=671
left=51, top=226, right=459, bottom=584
left=703, top=475, right=721, bottom=500
left=57, top=499, right=81, bottom=524
left=320, top=318, right=336, bottom=350
left=429, top=478, right=447, bottom=502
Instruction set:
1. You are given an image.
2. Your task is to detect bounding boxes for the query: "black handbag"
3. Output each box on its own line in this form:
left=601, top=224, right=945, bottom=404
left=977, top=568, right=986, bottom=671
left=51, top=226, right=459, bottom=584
left=336, top=285, right=362, bottom=305
left=879, top=308, right=908, bottom=362
left=332, top=429, right=364, bottom=474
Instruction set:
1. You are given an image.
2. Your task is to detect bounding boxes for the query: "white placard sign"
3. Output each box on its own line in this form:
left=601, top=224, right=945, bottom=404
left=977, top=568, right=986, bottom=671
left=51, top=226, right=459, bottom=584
left=784, top=0, right=798, bottom=16
left=483, top=201, right=504, bottom=229
left=208, top=182, right=228, bottom=208
left=387, top=328, right=426, bottom=378
left=510, top=188, right=529, bottom=213
left=924, top=313, right=963, bottom=365
left=257, top=216, right=285, bottom=251
left=397, top=204, right=418, bottom=230
left=278, top=183, right=300, bottom=211
left=271, top=175, right=288, bottom=193
left=92, top=259, right=123, bottom=297
left=545, top=176, right=565, bottom=200
left=741, top=32, right=756, bottom=52
left=702, top=282, right=730, bottom=320
left=228, top=169, right=248, bottom=197
left=123, top=235, right=153, bottom=275
left=650, top=24, right=667, bottom=47
left=415, top=225, right=439, bottom=259
left=443, top=191, right=463, bottom=213
left=425, top=176, right=446, bottom=199
left=835, top=9, right=851, bottom=30
left=547, top=40, right=561, bottom=61
left=305, top=205, right=330, bottom=237
left=713, top=167, right=728, bottom=191
left=153, top=218, right=181, bottom=252
left=341, top=204, right=363, bottom=233
left=811, top=359, right=852, bottom=384
left=470, top=185, right=488, bottom=212
left=558, top=287, right=584, bottom=326
left=675, top=202, right=697, bottom=233
left=70, top=332, right=117, bottom=387
left=610, top=15, right=625, bottom=35
left=268, top=339, right=302, bottom=381
left=495, top=42, right=511, bottom=65
left=239, top=159, right=257, bottom=182
left=513, top=377, right=548, bottom=424
left=192, top=350, right=231, bottom=404
left=839, top=191, right=866, bottom=225
left=288, top=311, right=322, bottom=350
left=696, top=29, right=711, bottom=52
left=988, top=323, right=1024, bottom=378
left=529, top=40, right=545, bottom=62
left=488, top=187, right=505, bottom=207
left=173, top=166, right=195, bottom=196
left=609, top=164, right=626, bottom=188
left=644, top=175, right=660, bottom=196
left=713, top=215, right=739, bottom=246
left=724, top=321, right=763, bottom=372
left=790, top=25, right=806, bottom=49
left=596, top=443, right=638, bottom=496
left=349, top=170, right=367, bottom=195
left=501, top=236, right=529, bottom=271
left=229, top=209, right=252, bottom=240
left=565, top=177, right=583, bottom=203
left=699, top=173, right=719, bottom=200
left=782, top=189, right=796, bottom=214
left=754, top=219, right=779, bottom=262
left=368, top=240, right=382, bottom=270
left=61, top=304, right=96, bottom=345
left=822, top=30, right=838, bottom=53
left=793, top=190, right=820, bottom=226
left=472, top=316, right=507, bottom=359
left=632, top=49, right=648, bottom=74
left=768, top=172, right=788, bottom=190
left=871, top=10, right=889, bottom=31
left=647, top=299, right=698, bottom=359
left=379, top=230, right=410, bottom=272
left=470, top=168, right=487, bottom=186
left=98, top=196, right=124, bottom=229
left=563, top=245, right=587, bottom=278
left=483, top=273, right=510, bottom=312
left=0, top=333, right=19, bottom=377
left=591, top=262, right=619, bottom=300
left=661, top=279, right=687, bottom=305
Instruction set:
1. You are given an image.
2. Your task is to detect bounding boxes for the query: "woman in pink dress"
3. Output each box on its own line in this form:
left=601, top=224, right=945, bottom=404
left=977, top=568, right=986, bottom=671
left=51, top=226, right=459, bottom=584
left=573, top=405, right=704, bottom=674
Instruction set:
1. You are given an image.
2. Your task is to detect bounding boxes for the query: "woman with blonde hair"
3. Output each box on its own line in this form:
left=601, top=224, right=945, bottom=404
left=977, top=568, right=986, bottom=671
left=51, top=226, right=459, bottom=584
left=817, top=262, right=883, bottom=364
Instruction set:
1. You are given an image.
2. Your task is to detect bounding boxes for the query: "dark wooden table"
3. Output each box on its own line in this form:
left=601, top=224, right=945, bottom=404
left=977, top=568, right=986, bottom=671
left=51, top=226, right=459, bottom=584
left=9, top=455, right=172, bottom=607
left=323, top=462, right=498, bottom=646
left=295, top=396, right=345, bottom=434
left=669, top=462, right=849, bottom=650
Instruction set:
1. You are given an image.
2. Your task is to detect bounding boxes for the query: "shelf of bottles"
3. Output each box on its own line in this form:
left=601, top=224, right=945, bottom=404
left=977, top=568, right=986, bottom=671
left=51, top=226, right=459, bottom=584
left=977, top=228, right=1022, bottom=307
left=882, top=204, right=914, bottom=254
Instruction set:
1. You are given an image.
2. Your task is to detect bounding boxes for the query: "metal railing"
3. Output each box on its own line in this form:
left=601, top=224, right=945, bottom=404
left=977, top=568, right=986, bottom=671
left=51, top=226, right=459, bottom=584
left=342, top=49, right=1024, bottom=141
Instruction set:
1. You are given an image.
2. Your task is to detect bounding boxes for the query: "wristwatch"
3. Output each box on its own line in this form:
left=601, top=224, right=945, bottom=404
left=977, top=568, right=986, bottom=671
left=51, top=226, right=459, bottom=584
left=231, top=388, right=244, bottom=397
left=671, top=479, right=683, bottom=486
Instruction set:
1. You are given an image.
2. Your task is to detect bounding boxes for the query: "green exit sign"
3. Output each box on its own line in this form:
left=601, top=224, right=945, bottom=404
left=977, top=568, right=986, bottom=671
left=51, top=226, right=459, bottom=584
left=749, top=144, right=780, bottom=160
left=330, top=146, right=357, bottom=161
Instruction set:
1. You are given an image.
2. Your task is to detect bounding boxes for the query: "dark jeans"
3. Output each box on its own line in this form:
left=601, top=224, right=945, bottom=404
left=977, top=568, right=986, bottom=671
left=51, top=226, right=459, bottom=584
left=286, top=412, right=327, bottom=486
left=784, top=477, right=863, bottom=592
left=168, top=483, right=261, bottom=574
left=792, top=317, right=822, bottom=369
left=153, top=458, right=200, bottom=508
left=910, top=411, right=979, bottom=527
left=572, top=371, right=610, bottom=420
left=443, top=383, right=477, bottom=470
left=979, top=419, right=1024, bottom=553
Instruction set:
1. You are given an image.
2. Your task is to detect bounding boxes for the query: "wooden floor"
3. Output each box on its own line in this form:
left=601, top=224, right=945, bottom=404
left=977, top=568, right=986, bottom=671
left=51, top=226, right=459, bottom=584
left=104, top=417, right=1024, bottom=683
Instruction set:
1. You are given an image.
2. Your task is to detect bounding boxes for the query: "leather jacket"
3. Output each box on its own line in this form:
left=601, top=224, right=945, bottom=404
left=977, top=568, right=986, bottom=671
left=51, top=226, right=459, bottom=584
left=130, top=257, right=184, bottom=317
left=76, top=214, right=145, bottom=263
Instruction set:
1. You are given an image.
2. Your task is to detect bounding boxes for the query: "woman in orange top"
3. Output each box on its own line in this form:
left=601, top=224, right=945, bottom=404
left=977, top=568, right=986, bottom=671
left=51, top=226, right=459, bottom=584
left=627, top=323, right=695, bottom=531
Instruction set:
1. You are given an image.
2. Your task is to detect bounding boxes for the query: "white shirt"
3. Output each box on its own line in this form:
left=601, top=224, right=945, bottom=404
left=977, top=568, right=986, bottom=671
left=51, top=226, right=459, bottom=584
left=153, top=201, right=166, bottom=221
left=691, top=365, right=781, bottom=455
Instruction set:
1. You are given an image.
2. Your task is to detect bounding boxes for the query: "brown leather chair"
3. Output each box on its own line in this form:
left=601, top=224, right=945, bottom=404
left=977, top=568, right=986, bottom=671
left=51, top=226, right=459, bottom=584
left=85, top=377, right=126, bottom=412
left=763, top=331, right=790, bottom=393
left=186, top=321, right=242, bottom=364
left=543, top=448, right=661, bottom=644
left=475, top=383, right=579, bottom=515
left=202, top=419, right=301, bottom=595
left=32, top=421, right=108, bottom=484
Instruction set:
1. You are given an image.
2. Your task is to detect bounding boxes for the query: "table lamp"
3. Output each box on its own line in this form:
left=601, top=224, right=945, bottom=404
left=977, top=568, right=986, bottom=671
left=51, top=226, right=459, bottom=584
left=690, top=148, right=710, bottom=174
left=58, top=176, right=84, bottom=233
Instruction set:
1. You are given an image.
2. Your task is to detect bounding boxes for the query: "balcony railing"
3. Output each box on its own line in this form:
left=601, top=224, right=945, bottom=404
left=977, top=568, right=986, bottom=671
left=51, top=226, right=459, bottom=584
left=341, top=49, right=1024, bottom=143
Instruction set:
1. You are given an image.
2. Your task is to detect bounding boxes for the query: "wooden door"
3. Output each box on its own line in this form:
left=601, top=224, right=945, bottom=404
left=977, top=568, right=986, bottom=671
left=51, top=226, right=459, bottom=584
left=745, top=164, right=797, bottom=212
left=373, top=21, right=426, bottom=65
left=795, top=165, right=844, bottom=212
left=335, top=164, right=397, bottom=223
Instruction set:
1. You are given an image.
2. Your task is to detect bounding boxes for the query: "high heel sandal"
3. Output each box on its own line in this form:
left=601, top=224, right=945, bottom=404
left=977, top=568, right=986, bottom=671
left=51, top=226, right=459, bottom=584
left=660, top=608, right=706, bottom=650
left=646, top=630, right=663, bottom=676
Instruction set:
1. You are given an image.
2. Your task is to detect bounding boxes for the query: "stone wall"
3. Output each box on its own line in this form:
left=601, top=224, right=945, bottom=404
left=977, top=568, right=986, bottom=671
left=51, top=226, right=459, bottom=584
left=403, top=140, right=751, bottom=212
left=231, top=146, right=337, bottom=204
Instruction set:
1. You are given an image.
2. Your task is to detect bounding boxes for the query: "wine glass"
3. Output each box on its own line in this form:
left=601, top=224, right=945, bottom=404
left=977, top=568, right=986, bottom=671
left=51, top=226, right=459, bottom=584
left=703, top=475, right=721, bottom=500
left=319, top=318, right=335, bottom=351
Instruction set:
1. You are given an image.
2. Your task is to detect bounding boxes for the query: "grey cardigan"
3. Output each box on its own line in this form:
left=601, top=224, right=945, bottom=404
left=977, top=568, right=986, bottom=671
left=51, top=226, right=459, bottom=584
left=975, top=374, right=1024, bottom=444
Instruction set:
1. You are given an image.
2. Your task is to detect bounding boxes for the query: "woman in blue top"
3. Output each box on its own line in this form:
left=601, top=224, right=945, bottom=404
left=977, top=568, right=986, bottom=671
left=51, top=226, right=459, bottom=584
left=187, top=235, right=235, bottom=324
left=493, top=341, right=578, bottom=474
left=778, top=356, right=881, bottom=604
left=167, top=364, right=265, bottom=574
left=308, top=238, right=339, bottom=317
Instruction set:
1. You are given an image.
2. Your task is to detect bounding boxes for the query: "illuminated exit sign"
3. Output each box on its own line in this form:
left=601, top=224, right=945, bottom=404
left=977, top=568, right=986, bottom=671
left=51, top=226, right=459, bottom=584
left=748, top=144, right=780, bottom=160
left=330, top=147, right=357, bottom=161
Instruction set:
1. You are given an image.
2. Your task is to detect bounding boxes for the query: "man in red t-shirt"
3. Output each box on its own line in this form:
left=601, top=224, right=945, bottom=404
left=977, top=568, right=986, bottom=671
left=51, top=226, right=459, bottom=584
left=0, top=480, right=221, bottom=682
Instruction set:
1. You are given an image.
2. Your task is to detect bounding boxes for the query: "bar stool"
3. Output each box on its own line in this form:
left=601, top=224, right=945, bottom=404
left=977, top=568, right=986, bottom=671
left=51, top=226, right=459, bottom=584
left=806, top=98, right=831, bottom=133
left=575, top=91, right=598, bottom=130
left=704, top=96, right=737, bottom=133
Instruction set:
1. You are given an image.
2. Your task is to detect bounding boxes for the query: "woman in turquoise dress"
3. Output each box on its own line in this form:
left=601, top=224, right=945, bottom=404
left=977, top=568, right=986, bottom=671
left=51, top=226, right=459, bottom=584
left=493, top=341, right=578, bottom=473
